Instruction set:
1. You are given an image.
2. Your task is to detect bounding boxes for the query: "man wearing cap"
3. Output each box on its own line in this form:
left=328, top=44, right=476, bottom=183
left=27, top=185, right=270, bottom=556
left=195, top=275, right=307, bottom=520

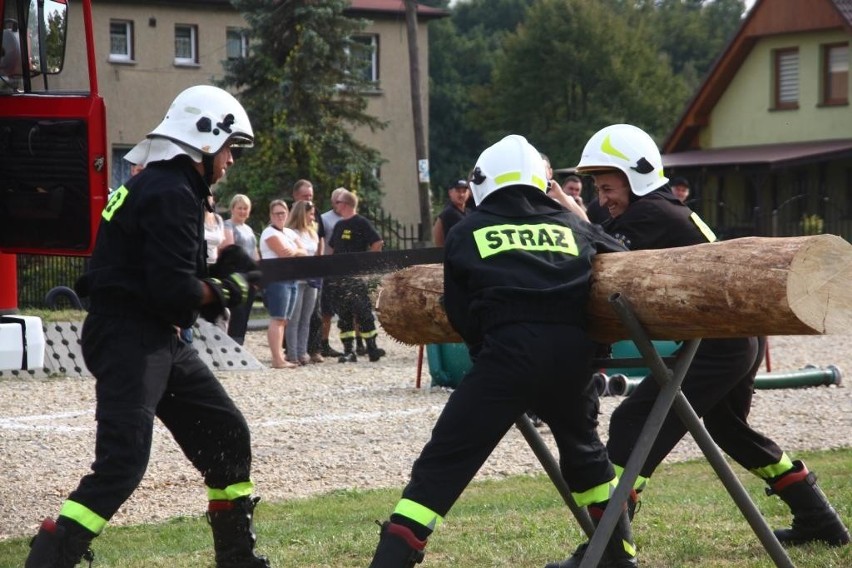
left=669, top=176, right=691, bottom=203
left=431, top=179, right=471, bottom=246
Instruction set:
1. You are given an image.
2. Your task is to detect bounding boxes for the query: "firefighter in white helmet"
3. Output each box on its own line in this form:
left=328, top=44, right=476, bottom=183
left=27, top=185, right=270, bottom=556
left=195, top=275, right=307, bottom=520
left=25, top=85, right=272, bottom=568
left=367, top=134, right=635, bottom=568
left=576, top=123, right=849, bottom=551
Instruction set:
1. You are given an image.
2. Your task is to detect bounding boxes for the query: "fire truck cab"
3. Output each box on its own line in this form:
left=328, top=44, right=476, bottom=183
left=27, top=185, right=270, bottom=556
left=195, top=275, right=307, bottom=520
left=1, top=0, right=105, bottom=369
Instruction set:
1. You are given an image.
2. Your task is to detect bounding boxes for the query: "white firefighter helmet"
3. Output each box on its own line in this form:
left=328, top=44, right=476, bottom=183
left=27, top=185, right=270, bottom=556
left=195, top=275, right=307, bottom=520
left=575, top=124, right=667, bottom=196
left=469, top=134, right=547, bottom=206
left=148, top=85, right=253, bottom=156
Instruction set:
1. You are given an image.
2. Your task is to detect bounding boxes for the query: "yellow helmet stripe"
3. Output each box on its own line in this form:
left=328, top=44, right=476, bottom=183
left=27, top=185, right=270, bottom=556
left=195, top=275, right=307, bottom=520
left=601, top=134, right=629, bottom=161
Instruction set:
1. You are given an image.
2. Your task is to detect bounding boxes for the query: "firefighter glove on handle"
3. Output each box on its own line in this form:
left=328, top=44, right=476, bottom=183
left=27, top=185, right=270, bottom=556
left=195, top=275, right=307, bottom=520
left=766, top=460, right=850, bottom=547
left=368, top=521, right=426, bottom=568
left=201, top=272, right=254, bottom=322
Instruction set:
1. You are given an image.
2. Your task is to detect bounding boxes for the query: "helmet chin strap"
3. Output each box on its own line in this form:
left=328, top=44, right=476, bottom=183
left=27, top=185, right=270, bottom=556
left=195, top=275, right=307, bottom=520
left=202, top=154, right=216, bottom=186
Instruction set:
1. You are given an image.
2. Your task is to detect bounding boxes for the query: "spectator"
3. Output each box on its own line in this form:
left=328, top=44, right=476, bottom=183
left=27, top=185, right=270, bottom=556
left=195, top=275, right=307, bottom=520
left=561, top=174, right=586, bottom=210
left=290, top=179, right=329, bottom=362
left=325, top=189, right=385, bottom=363
left=576, top=123, right=849, bottom=551
left=284, top=200, right=320, bottom=365
left=432, top=179, right=471, bottom=246
left=544, top=157, right=590, bottom=222
left=669, top=176, right=691, bottom=203
left=204, top=195, right=229, bottom=331
left=24, top=85, right=270, bottom=568
left=367, top=135, right=632, bottom=567
left=259, top=199, right=306, bottom=369
left=317, top=187, right=348, bottom=360
left=222, top=194, right=258, bottom=345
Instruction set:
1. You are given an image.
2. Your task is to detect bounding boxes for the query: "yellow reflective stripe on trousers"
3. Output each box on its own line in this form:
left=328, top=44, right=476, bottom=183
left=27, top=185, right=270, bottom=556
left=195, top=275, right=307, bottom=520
left=472, top=223, right=579, bottom=259
left=393, top=499, right=443, bottom=530
left=59, top=500, right=108, bottom=535
left=339, top=331, right=357, bottom=340
left=359, top=329, right=378, bottom=339
left=571, top=476, right=618, bottom=508
left=207, top=480, right=255, bottom=501
left=751, top=454, right=794, bottom=480
left=689, top=212, right=717, bottom=243
left=613, top=464, right=648, bottom=492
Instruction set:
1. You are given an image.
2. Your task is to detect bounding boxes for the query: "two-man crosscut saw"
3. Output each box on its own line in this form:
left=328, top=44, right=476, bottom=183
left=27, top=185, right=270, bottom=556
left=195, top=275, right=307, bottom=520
left=258, top=248, right=445, bottom=286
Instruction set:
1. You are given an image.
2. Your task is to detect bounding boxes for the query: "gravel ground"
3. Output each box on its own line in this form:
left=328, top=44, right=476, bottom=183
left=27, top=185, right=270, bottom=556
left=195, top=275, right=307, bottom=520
left=1, top=331, right=850, bottom=540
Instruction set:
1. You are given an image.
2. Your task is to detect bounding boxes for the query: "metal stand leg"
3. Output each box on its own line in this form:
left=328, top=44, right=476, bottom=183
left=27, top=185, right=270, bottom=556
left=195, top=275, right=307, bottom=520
left=515, top=415, right=595, bottom=538
left=578, top=294, right=794, bottom=568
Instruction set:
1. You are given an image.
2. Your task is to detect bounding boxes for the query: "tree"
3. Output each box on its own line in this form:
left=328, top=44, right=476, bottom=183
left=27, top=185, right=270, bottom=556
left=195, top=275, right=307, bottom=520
left=471, top=0, right=688, bottom=170
left=219, top=0, right=385, bottom=227
left=427, top=0, right=534, bottom=202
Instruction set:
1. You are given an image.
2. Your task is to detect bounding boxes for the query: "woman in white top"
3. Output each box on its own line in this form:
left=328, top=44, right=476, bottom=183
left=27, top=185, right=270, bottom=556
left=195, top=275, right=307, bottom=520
left=260, top=200, right=306, bottom=369
left=222, top=194, right=258, bottom=345
left=204, top=195, right=226, bottom=266
left=284, top=200, right=321, bottom=365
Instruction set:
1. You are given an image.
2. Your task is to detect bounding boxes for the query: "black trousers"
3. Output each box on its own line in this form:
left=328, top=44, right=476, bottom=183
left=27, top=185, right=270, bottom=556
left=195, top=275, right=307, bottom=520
left=325, top=277, right=376, bottom=337
left=68, top=313, right=253, bottom=521
left=401, top=322, right=614, bottom=517
left=307, top=286, right=323, bottom=354
left=607, top=336, right=784, bottom=478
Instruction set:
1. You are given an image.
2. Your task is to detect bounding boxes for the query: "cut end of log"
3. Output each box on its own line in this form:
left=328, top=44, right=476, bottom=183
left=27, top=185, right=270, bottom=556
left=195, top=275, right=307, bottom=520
left=788, top=234, right=852, bottom=334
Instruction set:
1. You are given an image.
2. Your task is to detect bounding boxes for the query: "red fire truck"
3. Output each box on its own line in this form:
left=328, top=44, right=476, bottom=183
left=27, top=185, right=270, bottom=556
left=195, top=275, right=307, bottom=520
left=1, top=0, right=105, bottom=369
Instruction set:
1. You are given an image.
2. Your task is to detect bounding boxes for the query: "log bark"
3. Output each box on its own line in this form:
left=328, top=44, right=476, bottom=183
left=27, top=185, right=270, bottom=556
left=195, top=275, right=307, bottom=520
left=375, top=235, right=852, bottom=345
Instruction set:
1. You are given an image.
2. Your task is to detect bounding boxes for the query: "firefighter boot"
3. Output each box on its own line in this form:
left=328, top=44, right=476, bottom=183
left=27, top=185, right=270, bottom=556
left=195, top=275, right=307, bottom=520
left=366, top=336, right=386, bottom=362
left=338, top=339, right=357, bottom=363
left=356, top=335, right=367, bottom=356
left=25, top=517, right=96, bottom=568
left=545, top=503, right=638, bottom=568
left=207, top=497, right=271, bottom=568
left=766, top=460, right=850, bottom=546
left=368, top=521, right=426, bottom=568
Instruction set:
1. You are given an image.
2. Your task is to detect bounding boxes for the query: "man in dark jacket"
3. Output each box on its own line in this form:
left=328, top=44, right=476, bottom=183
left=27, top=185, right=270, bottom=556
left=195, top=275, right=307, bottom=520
left=25, top=86, right=271, bottom=568
left=367, top=135, right=635, bottom=568
left=575, top=123, right=849, bottom=550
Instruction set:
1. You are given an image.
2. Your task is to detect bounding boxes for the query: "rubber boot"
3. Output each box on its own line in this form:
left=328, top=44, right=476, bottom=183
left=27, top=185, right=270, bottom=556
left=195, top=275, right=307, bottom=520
left=207, top=496, right=271, bottom=568
left=545, top=503, right=638, bottom=568
left=321, top=339, right=343, bottom=358
left=368, top=521, right=426, bottom=568
left=366, top=336, right=386, bottom=362
left=338, top=339, right=357, bottom=363
left=356, top=335, right=367, bottom=356
left=766, top=460, right=850, bottom=547
left=25, top=517, right=96, bottom=568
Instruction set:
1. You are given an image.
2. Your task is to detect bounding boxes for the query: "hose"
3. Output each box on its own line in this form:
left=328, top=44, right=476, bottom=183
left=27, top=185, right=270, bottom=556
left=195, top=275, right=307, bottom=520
left=607, top=366, right=843, bottom=397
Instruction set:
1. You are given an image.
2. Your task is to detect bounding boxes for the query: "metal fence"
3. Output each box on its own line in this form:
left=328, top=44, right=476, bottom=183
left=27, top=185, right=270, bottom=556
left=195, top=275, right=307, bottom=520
left=15, top=206, right=422, bottom=309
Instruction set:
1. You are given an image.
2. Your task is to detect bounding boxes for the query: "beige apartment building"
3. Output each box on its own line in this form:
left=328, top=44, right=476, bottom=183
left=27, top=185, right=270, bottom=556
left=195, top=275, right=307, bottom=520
left=65, top=0, right=444, bottom=225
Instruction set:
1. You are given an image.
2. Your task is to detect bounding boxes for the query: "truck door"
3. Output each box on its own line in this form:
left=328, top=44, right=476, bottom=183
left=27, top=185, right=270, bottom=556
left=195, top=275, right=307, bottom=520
left=0, top=0, right=107, bottom=256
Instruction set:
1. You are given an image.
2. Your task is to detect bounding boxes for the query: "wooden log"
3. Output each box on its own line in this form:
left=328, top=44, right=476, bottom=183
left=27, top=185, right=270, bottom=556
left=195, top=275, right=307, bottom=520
left=375, top=235, right=852, bottom=345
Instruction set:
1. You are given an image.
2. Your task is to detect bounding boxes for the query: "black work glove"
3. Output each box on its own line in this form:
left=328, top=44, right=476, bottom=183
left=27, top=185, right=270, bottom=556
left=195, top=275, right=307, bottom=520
left=201, top=271, right=261, bottom=322
left=212, top=244, right=260, bottom=278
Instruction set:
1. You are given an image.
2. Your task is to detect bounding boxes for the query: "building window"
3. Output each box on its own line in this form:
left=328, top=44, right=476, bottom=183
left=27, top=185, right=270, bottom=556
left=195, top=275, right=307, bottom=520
left=226, top=28, right=249, bottom=60
left=175, top=24, right=198, bottom=65
left=109, top=20, right=133, bottom=62
left=773, top=48, right=799, bottom=110
left=351, top=34, right=379, bottom=83
left=822, top=43, right=848, bottom=105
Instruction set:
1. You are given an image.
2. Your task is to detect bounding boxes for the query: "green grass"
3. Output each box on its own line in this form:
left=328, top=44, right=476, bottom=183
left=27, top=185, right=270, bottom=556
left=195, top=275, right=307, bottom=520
left=2, top=449, right=850, bottom=567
